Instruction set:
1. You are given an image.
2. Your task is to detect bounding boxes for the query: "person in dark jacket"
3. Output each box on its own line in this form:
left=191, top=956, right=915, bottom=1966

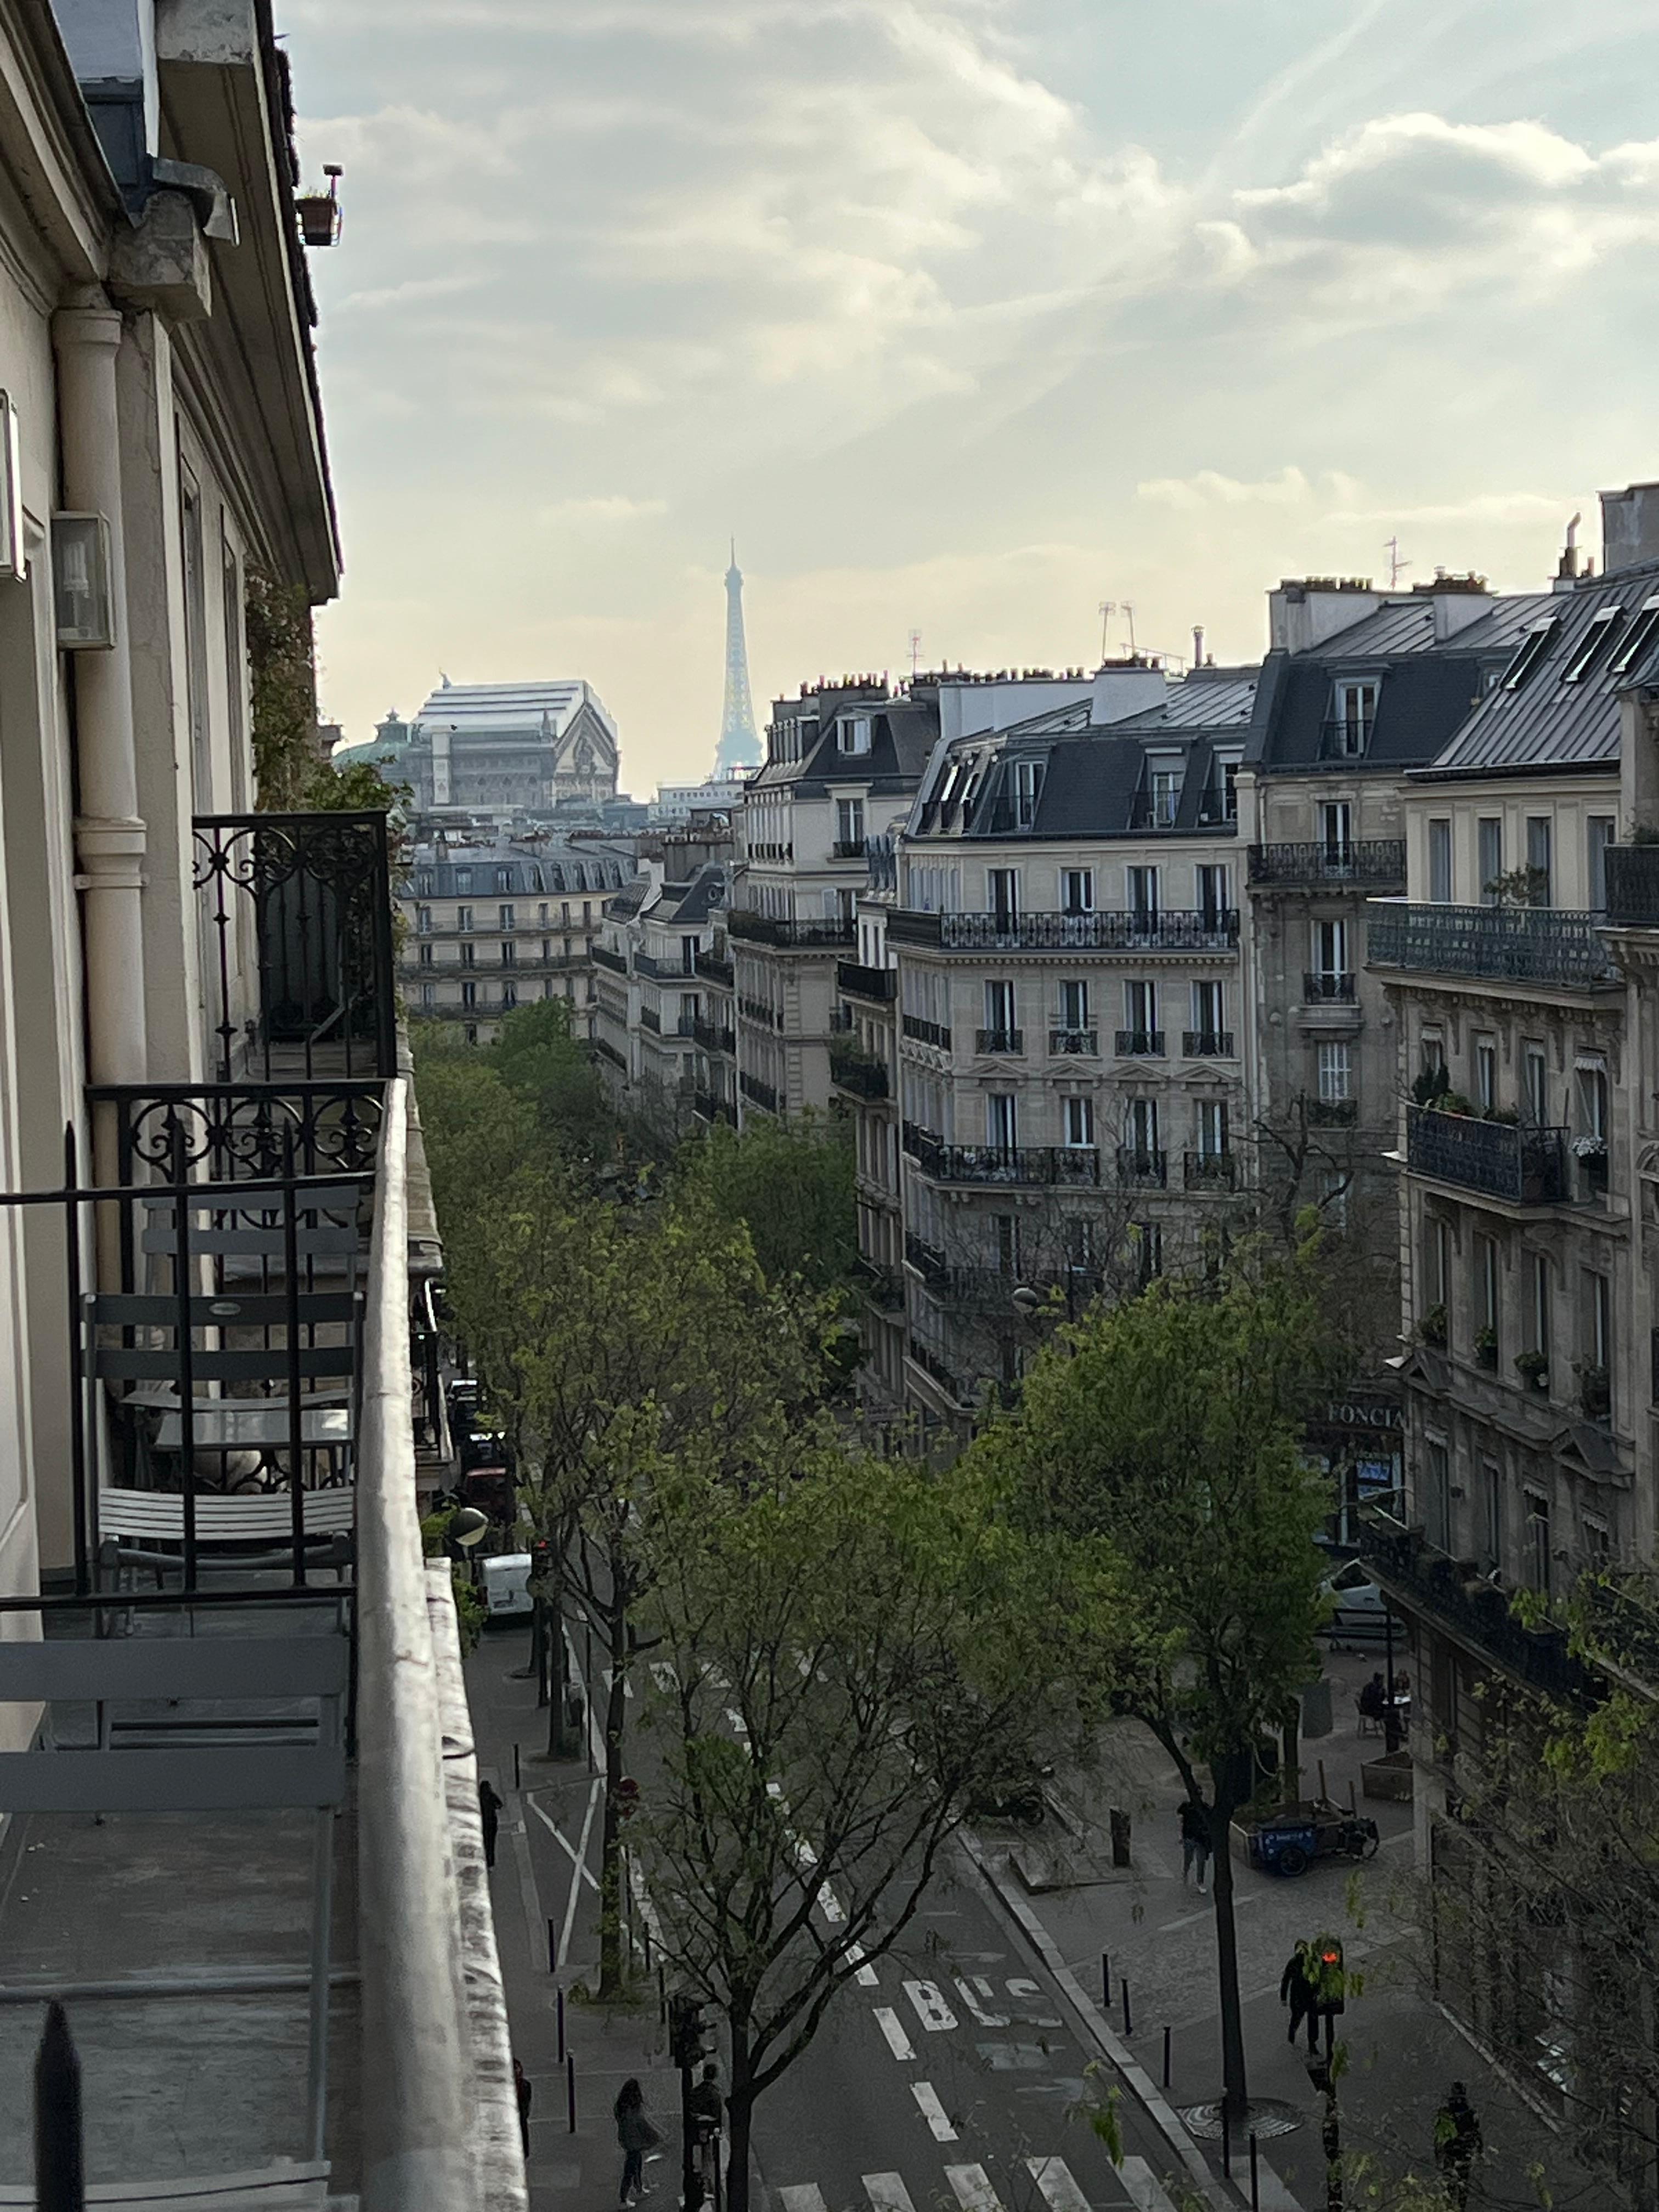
left=478, top=1778, right=504, bottom=1870
left=1178, top=1798, right=1210, bottom=1892
left=614, top=2078, right=660, bottom=2205
left=513, top=2056, right=532, bottom=2158
left=1279, top=1944, right=1319, bottom=2052
left=1435, top=2081, right=1482, bottom=2209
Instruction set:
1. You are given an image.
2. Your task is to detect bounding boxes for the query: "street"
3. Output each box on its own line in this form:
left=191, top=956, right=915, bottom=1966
left=464, top=1613, right=1200, bottom=2212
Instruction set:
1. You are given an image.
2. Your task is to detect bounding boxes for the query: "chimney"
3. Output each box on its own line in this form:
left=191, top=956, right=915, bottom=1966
left=1268, top=578, right=1381, bottom=656
left=1192, top=624, right=1206, bottom=672
left=1553, top=512, right=1583, bottom=593
left=1600, top=481, right=1659, bottom=577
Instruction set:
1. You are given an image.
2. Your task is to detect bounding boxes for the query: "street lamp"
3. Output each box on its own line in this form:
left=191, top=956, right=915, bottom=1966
left=1011, top=1284, right=1042, bottom=1318
left=447, top=1505, right=489, bottom=1554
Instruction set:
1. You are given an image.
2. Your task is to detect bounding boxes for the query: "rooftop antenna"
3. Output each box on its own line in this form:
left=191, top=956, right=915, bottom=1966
left=1384, top=536, right=1411, bottom=590
left=1098, top=601, right=1116, bottom=661
left=909, top=629, right=922, bottom=680
left=1121, top=602, right=1137, bottom=656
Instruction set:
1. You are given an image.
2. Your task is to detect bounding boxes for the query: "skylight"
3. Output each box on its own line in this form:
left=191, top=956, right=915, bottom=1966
left=1561, top=603, right=1623, bottom=684
left=1498, top=620, right=1559, bottom=692
left=1610, top=594, right=1659, bottom=679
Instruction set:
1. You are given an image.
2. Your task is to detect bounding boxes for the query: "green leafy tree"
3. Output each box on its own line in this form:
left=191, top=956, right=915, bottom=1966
left=969, top=1240, right=1337, bottom=2123
left=489, top=997, right=618, bottom=1165
left=675, top=1111, right=856, bottom=1294
left=637, top=1449, right=1102, bottom=2212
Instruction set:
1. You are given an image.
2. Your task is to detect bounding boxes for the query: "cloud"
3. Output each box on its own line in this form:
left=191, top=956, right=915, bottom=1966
left=537, top=495, right=669, bottom=526
left=1137, top=467, right=1322, bottom=512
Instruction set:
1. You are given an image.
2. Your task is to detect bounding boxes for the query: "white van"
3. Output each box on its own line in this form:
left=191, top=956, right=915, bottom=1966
left=481, top=1552, right=532, bottom=1622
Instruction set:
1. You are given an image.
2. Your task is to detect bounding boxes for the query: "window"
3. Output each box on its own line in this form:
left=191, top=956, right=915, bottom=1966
left=1013, top=759, right=1044, bottom=826
left=1127, top=866, right=1159, bottom=929
left=1576, top=1059, right=1608, bottom=1144
left=454, top=869, right=473, bottom=894
left=1524, top=1489, right=1551, bottom=1595
left=988, top=869, right=1019, bottom=928
left=416, top=906, right=432, bottom=935
left=1588, top=815, right=1615, bottom=911
left=499, top=903, right=515, bottom=929
left=1060, top=978, right=1090, bottom=1030
left=221, top=535, right=246, bottom=808
left=461, top=979, right=477, bottom=1011
left=456, top=905, right=473, bottom=932
left=1499, top=620, right=1558, bottom=691
left=1126, top=1094, right=1159, bottom=1158
left=1220, top=757, right=1239, bottom=821
left=1425, top=1439, right=1452, bottom=1552
left=682, top=936, right=697, bottom=975
left=1475, top=1233, right=1499, bottom=1339
left=1063, top=1095, right=1095, bottom=1149
left=1313, top=917, right=1349, bottom=979
left=983, top=979, right=1016, bottom=1037
left=994, top=1215, right=1021, bottom=1278
left=985, top=1092, right=1018, bottom=1149
left=1529, top=1250, right=1551, bottom=1365
left=1610, top=593, right=1659, bottom=676
left=1317, top=1041, right=1351, bottom=1103
left=1480, top=1462, right=1503, bottom=1575
left=1427, top=819, right=1453, bottom=904
left=1330, top=679, right=1378, bottom=753
left=1420, top=1029, right=1446, bottom=1081
left=1195, top=864, right=1229, bottom=926
left=501, top=982, right=517, bottom=1010
left=1525, top=816, right=1553, bottom=904
left=418, top=944, right=433, bottom=969
left=495, top=868, right=511, bottom=893
left=1319, top=802, right=1352, bottom=863
left=1124, top=979, right=1158, bottom=1041
left=1426, top=1214, right=1451, bottom=1313
left=1562, top=602, right=1622, bottom=682
left=1582, top=1514, right=1611, bottom=1571
left=178, top=467, right=210, bottom=804
left=836, top=797, right=865, bottom=849
left=1522, top=1042, right=1548, bottom=1125
left=1195, top=1099, right=1228, bottom=1159
left=420, top=983, right=434, bottom=1009
left=838, top=715, right=872, bottom=755
left=538, top=903, right=549, bottom=927
left=460, top=942, right=476, bottom=968
left=1584, top=1267, right=1610, bottom=1373
left=583, top=902, right=592, bottom=927
left=1474, top=1036, right=1497, bottom=1114
left=1477, top=817, right=1503, bottom=904
left=1061, top=868, right=1093, bottom=916
left=499, top=942, right=515, bottom=967
left=1192, top=979, right=1224, bottom=1039
left=1147, top=763, right=1180, bottom=827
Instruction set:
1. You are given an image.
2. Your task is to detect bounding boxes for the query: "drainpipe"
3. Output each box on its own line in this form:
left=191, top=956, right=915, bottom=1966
left=52, top=287, right=146, bottom=1092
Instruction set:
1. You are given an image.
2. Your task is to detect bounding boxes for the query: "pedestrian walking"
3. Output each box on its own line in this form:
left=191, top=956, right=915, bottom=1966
left=1178, top=1797, right=1210, bottom=1892
left=1279, top=1943, right=1319, bottom=2054
left=690, top=2060, right=724, bottom=2192
left=478, top=1778, right=503, bottom=1870
left=1435, top=2080, right=1482, bottom=2210
left=511, top=2055, right=532, bottom=2158
left=614, top=2076, right=661, bottom=2206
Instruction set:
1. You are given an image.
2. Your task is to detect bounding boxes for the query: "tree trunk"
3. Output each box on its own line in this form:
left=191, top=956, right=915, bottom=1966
left=528, top=1596, right=548, bottom=1701
left=725, top=2025, right=754, bottom=2212
left=597, top=1579, right=629, bottom=1997
left=1280, top=1710, right=1301, bottom=1808
left=1210, top=1782, right=1250, bottom=2122
left=546, top=1538, right=579, bottom=1759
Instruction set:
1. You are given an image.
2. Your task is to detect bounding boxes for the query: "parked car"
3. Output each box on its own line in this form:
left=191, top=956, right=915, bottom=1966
left=1321, top=1557, right=1389, bottom=1638
left=481, top=1552, right=532, bottom=1623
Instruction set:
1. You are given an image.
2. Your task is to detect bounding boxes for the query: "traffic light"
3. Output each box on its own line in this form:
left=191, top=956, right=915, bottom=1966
left=669, top=1994, right=716, bottom=2072
left=529, top=1537, right=553, bottom=1581
left=1312, top=1936, right=1346, bottom=2015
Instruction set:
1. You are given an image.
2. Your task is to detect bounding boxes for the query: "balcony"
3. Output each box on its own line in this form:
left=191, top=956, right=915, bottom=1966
left=1115, top=1029, right=1165, bottom=1057
left=727, top=910, right=856, bottom=950
left=740, top=1070, right=779, bottom=1111
left=1307, top=1097, right=1358, bottom=1127
left=975, top=1027, right=1024, bottom=1054
left=901, top=1013, right=952, bottom=1050
left=1116, top=1147, right=1168, bottom=1189
left=1184, top=1150, right=1237, bottom=1189
left=693, top=1018, right=736, bottom=1056
left=696, top=949, right=734, bottom=988
left=857, top=1256, right=904, bottom=1311
left=738, top=995, right=780, bottom=1029
left=195, top=811, right=397, bottom=1082
left=900, top=1119, right=939, bottom=1163
left=1248, top=840, right=1406, bottom=889
left=1355, top=1506, right=1582, bottom=1700
left=837, top=960, right=898, bottom=1003
left=830, top=1042, right=890, bottom=1099
left=913, top=1142, right=1102, bottom=1188
left=1605, top=844, right=1659, bottom=926
left=907, top=1335, right=973, bottom=1406
left=693, top=1089, right=738, bottom=1127
left=641, top=1005, right=661, bottom=1032
left=887, top=908, right=1239, bottom=952
left=1303, top=970, right=1357, bottom=1003
left=1182, top=1030, right=1234, bottom=1057
left=904, top=1231, right=949, bottom=1284
left=591, top=943, right=629, bottom=976
left=1049, top=1027, right=1099, bottom=1057
left=1319, top=716, right=1373, bottom=760
left=831, top=839, right=868, bottom=860
left=1407, top=1105, right=1568, bottom=1204
left=1368, top=902, right=1620, bottom=990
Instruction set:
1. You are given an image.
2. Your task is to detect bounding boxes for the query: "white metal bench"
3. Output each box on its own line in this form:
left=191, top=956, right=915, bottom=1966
left=98, top=1488, right=355, bottom=1545
left=0, top=2159, right=329, bottom=2207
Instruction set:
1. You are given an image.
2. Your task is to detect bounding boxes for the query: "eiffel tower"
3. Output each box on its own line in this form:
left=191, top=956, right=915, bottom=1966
left=715, top=542, right=762, bottom=772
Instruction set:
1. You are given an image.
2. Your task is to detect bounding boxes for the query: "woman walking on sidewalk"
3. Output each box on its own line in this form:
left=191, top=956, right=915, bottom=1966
left=614, top=2078, right=661, bottom=2205
left=1178, top=1797, right=1210, bottom=1893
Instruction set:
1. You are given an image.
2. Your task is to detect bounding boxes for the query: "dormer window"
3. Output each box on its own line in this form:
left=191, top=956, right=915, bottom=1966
left=1013, top=759, right=1043, bottom=827
left=838, top=715, right=872, bottom=755
left=1499, top=621, right=1558, bottom=692
left=1148, top=761, right=1180, bottom=828
left=1562, top=603, right=1623, bottom=684
left=454, top=868, right=472, bottom=893
left=1610, top=595, right=1659, bottom=677
left=1326, top=680, right=1378, bottom=755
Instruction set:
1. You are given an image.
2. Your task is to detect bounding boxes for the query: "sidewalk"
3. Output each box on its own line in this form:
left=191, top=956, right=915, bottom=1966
left=977, top=1643, right=1593, bottom=2210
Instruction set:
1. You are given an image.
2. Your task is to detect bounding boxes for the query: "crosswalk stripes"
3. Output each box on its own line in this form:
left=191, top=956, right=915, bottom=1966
left=780, top=2165, right=1102, bottom=2212
left=1026, top=2155, right=1093, bottom=2212
left=1118, top=2158, right=1179, bottom=2212
left=872, top=2007, right=916, bottom=2061
left=944, top=2165, right=1005, bottom=2212
left=861, top=2176, right=917, bottom=2212
left=779, top=2189, right=829, bottom=2212
left=910, top=2081, right=958, bottom=2142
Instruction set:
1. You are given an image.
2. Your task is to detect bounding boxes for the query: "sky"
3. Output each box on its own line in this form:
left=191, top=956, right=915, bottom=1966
left=290, top=0, right=1659, bottom=796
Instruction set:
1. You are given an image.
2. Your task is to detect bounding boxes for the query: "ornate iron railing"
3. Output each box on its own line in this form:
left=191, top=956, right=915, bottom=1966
left=1182, top=1030, right=1234, bottom=1057
left=696, top=950, right=733, bottom=988
left=904, top=1232, right=949, bottom=1284
left=1303, top=970, right=1357, bottom=1002
left=1355, top=1506, right=1582, bottom=1699
left=1368, top=902, right=1619, bottom=989
left=693, top=1091, right=737, bottom=1127
left=591, top=944, right=628, bottom=975
left=740, top=1071, right=778, bottom=1111
left=1406, top=1106, right=1568, bottom=1204
left=901, top=1014, right=952, bottom=1049
left=975, top=1028, right=1023, bottom=1054
left=727, top=911, right=856, bottom=949
left=837, top=960, right=898, bottom=1003
left=1184, top=1151, right=1236, bottom=1188
left=1116, top=1147, right=1167, bottom=1189
left=1115, top=1029, right=1165, bottom=1057
left=913, top=1142, right=1102, bottom=1187
left=1049, top=1028, right=1099, bottom=1056
left=889, top=908, right=1238, bottom=952
left=1605, top=845, right=1659, bottom=927
left=830, top=1046, right=889, bottom=1099
left=194, top=811, right=396, bottom=1083
left=1248, top=840, right=1405, bottom=887
left=93, top=1080, right=386, bottom=1192
left=692, top=1019, right=735, bottom=1056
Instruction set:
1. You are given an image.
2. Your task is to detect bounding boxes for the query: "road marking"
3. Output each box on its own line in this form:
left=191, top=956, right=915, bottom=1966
left=1026, top=2157, right=1091, bottom=2212
left=863, top=2176, right=916, bottom=2212
left=872, top=2006, right=915, bottom=2061
left=726, top=1707, right=750, bottom=1740
left=911, top=2081, right=957, bottom=2141
left=904, top=1978, right=958, bottom=2033
left=944, top=2164, right=1005, bottom=2212
left=956, top=1975, right=1009, bottom=2027
left=1005, top=1977, right=1062, bottom=2027
left=556, top=1777, right=602, bottom=1966
left=780, top=2189, right=828, bottom=2212
left=527, top=1797, right=599, bottom=1890
left=847, top=1939, right=878, bottom=1988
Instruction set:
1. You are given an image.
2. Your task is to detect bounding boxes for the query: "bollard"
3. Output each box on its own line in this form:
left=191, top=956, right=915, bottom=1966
left=567, top=2050, right=577, bottom=2132
left=1249, top=2130, right=1260, bottom=2211
left=557, top=1986, right=566, bottom=2063
left=1222, top=2104, right=1231, bottom=2179
left=1121, top=1980, right=1132, bottom=2037
left=35, top=2001, right=83, bottom=2212
left=514, top=1741, right=521, bottom=1790
left=1162, top=2024, right=1171, bottom=2090
left=548, top=1917, right=557, bottom=1976
left=1101, top=1952, right=1110, bottom=2007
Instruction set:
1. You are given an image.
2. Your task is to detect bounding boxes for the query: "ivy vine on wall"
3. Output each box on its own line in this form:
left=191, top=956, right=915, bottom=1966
left=245, top=567, right=319, bottom=811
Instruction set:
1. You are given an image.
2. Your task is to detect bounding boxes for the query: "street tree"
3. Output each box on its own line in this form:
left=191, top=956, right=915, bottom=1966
left=968, top=1239, right=1337, bottom=2124
left=636, top=1448, right=1103, bottom=2212
left=674, top=1110, right=857, bottom=1295
left=488, top=996, right=619, bottom=1166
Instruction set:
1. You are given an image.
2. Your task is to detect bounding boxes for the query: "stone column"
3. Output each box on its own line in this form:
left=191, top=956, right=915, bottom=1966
left=52, top=288, right=146, bottom=1090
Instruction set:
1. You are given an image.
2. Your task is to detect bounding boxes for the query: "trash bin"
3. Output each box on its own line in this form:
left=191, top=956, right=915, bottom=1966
left=1301, top=1677, right=1334, bottom=1739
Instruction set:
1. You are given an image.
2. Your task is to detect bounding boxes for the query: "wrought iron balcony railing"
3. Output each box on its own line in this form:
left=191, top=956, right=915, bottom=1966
left=1248, top=840, right=1406, bottom=888
left=1116, top=1147, right=1167, bottom=1189
left=692, top=1018, right=735, bottom=1056
left=1355, top=1506, right=1582, bottom=1700
left=640, top=1006, right=661, bottom=1032
left=1307, top=1097, right=1358, bottom=1126
left=830, top=1045, right=889, bottom=1099
left=912, top=1141, right=1102, bottom=1187
left=1184, top=1150, right=1236, bottom=1188
left=907, top=1335, right=972, bottom=1405
left=1115, top=1029, right=1165, bottom=1057
left=696, top=950, right=733, bottom=988
left=1604, top=844, right=1659, bottom=927
left=1182, top=1030, right=1234, bottom=1057
left=831, top=839, right=867, bottom=860
left=727, top=910, right=856, bottom=950
left=837, top=960, right=898, bottom=1003
left=1049, top=1027, right=1099, bottom=1056
left=693, top=1090, right=738, bottom=1127
left=887, top=908, right=1239, bottom=952
left=740, top=1071, right=778, bottom=1111
left=1303, top=970, right=1357, bottom=1002
left=195, top=811, right=396, bottom=1084
left=975, top=1028, right=1023, bottom=1054
left=1407, top=1105, right=1568, bottom=1204
left=904, top=1232, right=949, bottom=1284
left=901, top=1013, right=952, bottom=1050
left=591, top=943, right=628, bottom=975
left=1368, top=902, right=1619, bottom=989
left=738, top=995, right=781, bottom=1029
left=1319, top=716, right=1373, bottom=760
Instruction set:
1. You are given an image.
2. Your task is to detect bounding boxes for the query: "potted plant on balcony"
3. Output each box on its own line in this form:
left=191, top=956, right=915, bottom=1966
left=1474, top=1325, right=1498, bottom=1371
left=1572, top=1133, right=1609, bottom=1193
left=1514, top=1348, right=1549, bottom=1393
left=1412, top=1064, right=1451, bottom=1109
left=1417, top=1304, right=1447, bottom=1350
left=1576, top=1360, right=1611, bottom=1425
